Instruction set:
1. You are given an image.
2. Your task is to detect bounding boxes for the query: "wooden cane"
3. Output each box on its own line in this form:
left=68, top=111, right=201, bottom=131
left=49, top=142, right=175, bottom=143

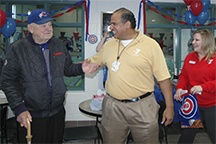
left=26, top=118, right=32, bottom=144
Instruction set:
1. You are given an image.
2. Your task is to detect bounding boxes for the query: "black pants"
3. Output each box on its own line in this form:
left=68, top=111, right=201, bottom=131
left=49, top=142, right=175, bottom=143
left=178, top=106, right=216, bottom=144
left=17, top=107, right=65, bottom=144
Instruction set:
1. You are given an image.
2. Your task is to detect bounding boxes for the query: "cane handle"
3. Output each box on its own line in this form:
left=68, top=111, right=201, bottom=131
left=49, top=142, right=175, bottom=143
left=26, top=118, right=32, bottom=143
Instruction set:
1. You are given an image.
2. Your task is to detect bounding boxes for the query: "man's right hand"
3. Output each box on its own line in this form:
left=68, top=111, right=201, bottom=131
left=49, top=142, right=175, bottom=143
left=82, top=59, right=100, bottom=74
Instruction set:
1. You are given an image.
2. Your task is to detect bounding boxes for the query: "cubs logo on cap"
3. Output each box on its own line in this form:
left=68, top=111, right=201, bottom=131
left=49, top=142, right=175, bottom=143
left=28, top=9, right=53, bottom=24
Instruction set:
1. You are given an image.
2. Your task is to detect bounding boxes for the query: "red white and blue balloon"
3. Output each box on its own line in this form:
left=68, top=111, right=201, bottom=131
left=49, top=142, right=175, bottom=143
left=183, top=0, right=210, bottom=25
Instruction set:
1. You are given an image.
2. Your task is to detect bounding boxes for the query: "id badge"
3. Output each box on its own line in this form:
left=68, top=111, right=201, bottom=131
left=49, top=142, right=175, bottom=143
left=111, top=60, right=120, bottom=72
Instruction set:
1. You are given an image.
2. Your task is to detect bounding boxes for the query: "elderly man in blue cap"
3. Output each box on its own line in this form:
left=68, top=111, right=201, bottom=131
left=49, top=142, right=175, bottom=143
left=1, top=9, right=99, bottom=143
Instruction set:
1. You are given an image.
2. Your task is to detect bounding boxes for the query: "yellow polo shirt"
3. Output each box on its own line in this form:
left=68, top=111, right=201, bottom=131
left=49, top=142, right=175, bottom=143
left=90, top=30, right=170, bottom=99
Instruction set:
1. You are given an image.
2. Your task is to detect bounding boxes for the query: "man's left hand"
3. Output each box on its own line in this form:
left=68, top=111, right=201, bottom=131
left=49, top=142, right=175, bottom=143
left=161, top=107, right=174, bottom=126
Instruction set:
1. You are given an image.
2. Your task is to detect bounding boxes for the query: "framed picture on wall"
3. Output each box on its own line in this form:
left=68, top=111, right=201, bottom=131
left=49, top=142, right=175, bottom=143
left=101, top=12, right=112, bottom=37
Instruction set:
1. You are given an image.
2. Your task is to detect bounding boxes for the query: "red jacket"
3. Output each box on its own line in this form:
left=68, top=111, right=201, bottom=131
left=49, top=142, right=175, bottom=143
left=176, top=52, right=216, bottom=108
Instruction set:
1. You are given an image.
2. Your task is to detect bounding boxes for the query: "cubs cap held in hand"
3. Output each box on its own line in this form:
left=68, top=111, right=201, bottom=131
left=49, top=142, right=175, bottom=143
left=28, top=9, right=53, bottom=24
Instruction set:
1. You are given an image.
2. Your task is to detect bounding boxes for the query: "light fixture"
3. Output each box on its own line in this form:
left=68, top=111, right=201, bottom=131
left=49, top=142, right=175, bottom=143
left=28, top=10, right=31, bottom=15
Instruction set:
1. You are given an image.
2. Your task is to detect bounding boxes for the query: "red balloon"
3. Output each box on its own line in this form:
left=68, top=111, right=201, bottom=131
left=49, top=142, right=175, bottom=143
left=190, top=0, right=203, bottom=16
left=0, top=10, right=6, bottom=28
left=184, top=0, right=193, bottom=5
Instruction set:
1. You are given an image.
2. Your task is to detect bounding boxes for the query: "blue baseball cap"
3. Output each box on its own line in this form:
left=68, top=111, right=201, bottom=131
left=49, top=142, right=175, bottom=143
left=28, top=9, right=53, bottom=24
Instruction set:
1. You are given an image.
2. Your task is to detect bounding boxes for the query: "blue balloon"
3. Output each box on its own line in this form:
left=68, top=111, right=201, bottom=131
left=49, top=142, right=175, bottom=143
left=201, top=0, right=210, bottom=11
left=184, top=10, right=196, bottom=25
left=1, top=18, right=16, bottom=38
left=197, top=10, right=209, bottom=25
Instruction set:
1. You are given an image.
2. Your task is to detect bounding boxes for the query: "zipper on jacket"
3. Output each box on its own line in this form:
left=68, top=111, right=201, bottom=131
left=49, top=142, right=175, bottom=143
left=39, top=45, right=53, bottom=114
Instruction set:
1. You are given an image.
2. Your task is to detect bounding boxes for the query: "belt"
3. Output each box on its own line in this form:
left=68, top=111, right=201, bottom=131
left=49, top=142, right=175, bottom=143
left=114, top=92, right=152, bottom=103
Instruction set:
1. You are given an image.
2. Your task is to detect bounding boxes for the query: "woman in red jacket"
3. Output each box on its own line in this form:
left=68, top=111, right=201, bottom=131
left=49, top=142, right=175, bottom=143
left=174, top=29, right=216, bottom=144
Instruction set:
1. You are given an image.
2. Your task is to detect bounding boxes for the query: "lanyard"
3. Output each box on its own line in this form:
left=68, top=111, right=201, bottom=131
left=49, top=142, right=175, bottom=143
left=116, top=33, right=138, bottom=61
left=117, top=40, right=128, bottom=61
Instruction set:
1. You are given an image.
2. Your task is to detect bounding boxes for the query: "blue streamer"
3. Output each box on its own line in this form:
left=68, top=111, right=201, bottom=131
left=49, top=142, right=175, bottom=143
left=137, top=1, right=142, bottom=29
left=60, top=5, right=71, bottom=11
left=164, top=10, right=172, bottom=15
left=174, top=14, right=183, bottom=19
left=76, top=0, right=84, bottom=6
left=155, top=5, right=162, bottom=11
left=85, top=0, right=91, bottom=41
left=88, top=0, right=90, bottom=18
left=209, top=17, right=216, bottom=21
left=146, top=0, right=155, bottom=6
left=49, top=10, right=59, bottom=15
left=17, top=13, right=28, bottom=17
left=5, top=12, right=13, bottom=17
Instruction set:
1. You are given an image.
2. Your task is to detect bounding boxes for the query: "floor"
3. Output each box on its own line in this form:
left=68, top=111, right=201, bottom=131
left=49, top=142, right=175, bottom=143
left=3, top=119, right=212, bottom=144
left=62, top=123, right=212, bottom=144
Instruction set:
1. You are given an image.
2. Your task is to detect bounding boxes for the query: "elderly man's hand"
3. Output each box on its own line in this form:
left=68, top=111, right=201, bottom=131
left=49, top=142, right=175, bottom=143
left=17, top=111, right=32, bottom=129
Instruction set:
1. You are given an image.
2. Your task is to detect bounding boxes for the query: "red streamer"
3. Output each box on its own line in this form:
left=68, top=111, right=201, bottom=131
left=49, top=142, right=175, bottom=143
left=147, top=5, right=159, bottom=14
left=53, top=13, right=64, bottom=18
left=161, top=14, right=174, bottom=21
left=207, top=22, right=216, bottom=26
left=66, top=7, right=76, bottom=13
left=177, top=21, right=187, bottom=25
left=15, top=19, right=22, bottom=23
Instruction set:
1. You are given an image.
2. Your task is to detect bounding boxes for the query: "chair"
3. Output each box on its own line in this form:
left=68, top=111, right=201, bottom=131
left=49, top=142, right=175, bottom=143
left=127, top=100, right=168, bottom=144
left=62, top=125, right=102, bottom=144
left=62, top=99, right=103, bottom=143
left=158, top=100, right=168, bottom=144
left=0, top=106, right=8, bottom=144
left=6, top=117, right=17, bottom=143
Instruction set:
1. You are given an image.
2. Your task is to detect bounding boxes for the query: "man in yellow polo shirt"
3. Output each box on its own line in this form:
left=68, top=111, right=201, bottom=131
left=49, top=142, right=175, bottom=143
left=90, top=7, right=174, bottom=144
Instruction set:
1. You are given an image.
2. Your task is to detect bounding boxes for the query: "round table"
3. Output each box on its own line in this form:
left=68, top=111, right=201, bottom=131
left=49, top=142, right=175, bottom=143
left=79, top=99, right=102, bottom=122
left=71, top=99, right=103, bottom=143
